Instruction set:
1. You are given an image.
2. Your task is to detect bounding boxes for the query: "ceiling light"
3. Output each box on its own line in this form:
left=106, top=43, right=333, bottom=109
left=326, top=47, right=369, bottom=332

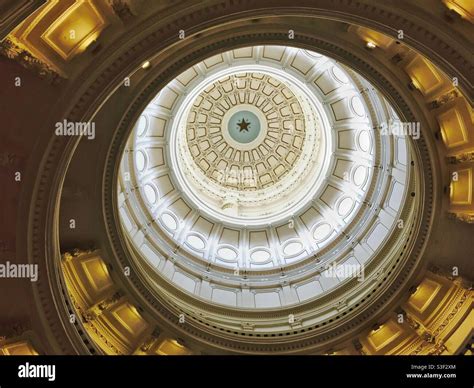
left=408, top=80, right=420, bottom=91
left=366, top=41, right=376, bottom=49
left=141, top=61, right=151, bottom=69
left=172, top=339, right=185, bottom=348
left=371, top=323, right=381, bottom=332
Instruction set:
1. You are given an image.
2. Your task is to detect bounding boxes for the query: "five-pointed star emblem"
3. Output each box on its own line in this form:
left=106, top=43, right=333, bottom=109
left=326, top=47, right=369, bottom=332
left=237, top=118, right=251, bottom=132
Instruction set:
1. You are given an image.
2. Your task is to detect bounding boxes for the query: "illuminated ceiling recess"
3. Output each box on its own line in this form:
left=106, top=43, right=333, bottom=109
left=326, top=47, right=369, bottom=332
left=118, top=46, right=419, bottom=335
left=8, top=0, right=112, bottom=76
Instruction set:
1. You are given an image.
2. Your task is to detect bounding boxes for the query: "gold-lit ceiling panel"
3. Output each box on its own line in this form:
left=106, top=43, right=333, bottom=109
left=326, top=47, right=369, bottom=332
left=438, top=107, right=469, bottom=148
left=7, top=0, right=111, bottom=76
left=366, top=320, right=403, bottom=352
left=155, top=339, right=192, bottom=355
left=349, top=25, right=394, bottom=49
left=407, top=278, right=442, bottom=314
left=443, top=0, right=474, bottom=23
left=450, top=168, right=472, bottom=205
left=41, top=1, right=106, bottom=60
left=0, top=340, right=38, bottom=356
left=404, top=56, right=446, bottom=97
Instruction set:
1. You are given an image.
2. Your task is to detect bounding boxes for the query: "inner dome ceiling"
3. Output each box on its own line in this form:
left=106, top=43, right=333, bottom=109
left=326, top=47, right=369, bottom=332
left=117, top=45, right=416, bottom=333
left=178, top=69, right=324, bottom=223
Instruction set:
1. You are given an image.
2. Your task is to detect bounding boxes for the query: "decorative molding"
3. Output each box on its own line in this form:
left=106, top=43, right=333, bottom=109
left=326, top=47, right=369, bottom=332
left=0, top=37, right=62, bottom=84
left=109, top=0, right=134, bottom=23
left=447, top=212, right=474, bottom=223
left=429, top=89, right=459, bottom=110
left=446, top=151, right=474, bottom=164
